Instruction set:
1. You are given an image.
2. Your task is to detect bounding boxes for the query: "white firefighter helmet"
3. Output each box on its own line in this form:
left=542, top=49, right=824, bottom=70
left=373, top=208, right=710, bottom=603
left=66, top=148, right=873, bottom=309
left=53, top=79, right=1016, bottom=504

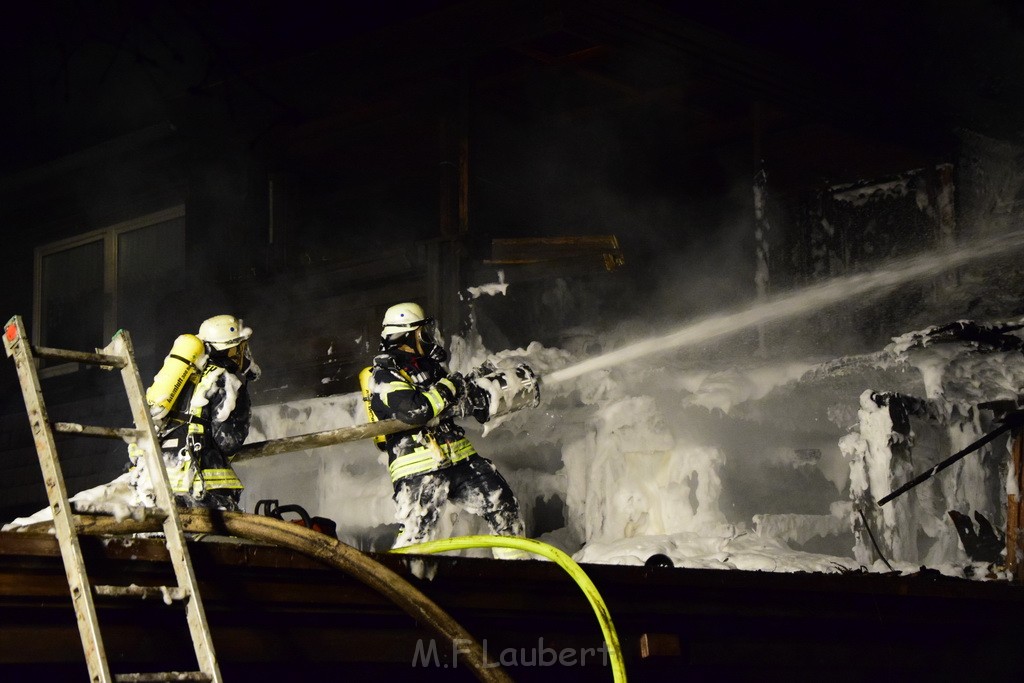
left=197, top=314, right=253, bottom=351
left=381, top=302, right=428, bottom=337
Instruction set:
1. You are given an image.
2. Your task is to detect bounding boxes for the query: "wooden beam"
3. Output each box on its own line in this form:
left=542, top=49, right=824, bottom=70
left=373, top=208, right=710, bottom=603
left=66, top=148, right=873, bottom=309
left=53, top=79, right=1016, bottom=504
left=1009, top=428, right=1023, bottom=581
left=487, top=235, right=625, bottom=272
left=434, top=63, right=470, bottom=333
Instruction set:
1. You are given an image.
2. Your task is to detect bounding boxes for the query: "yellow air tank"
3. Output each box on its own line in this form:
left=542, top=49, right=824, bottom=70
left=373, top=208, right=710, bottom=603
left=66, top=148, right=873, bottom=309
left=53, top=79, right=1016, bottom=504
left=359, top=366, right=387, bottom=450
left=146, top=333, right=206, bottom=420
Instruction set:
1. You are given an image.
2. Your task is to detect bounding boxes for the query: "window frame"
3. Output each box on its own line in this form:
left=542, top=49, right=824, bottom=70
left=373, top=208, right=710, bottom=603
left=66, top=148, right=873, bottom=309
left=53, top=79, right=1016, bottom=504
left=32, top=205, right=186, bottom=376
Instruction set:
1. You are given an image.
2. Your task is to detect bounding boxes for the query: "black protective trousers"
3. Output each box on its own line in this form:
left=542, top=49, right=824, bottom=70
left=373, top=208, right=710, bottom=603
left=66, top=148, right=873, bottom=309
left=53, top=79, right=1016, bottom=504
left=392, top=455, right=524, bottom=548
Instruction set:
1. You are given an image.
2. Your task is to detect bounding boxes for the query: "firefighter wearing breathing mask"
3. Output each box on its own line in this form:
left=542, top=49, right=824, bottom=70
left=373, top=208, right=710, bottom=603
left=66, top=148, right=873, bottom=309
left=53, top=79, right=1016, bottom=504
left=136, top=314, right=260, bottom=511
left=366, top=302, right=526, bottom=554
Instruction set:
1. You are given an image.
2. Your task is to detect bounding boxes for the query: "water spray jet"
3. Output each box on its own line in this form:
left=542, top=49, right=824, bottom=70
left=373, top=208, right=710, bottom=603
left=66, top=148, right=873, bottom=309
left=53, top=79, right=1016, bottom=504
left=544, top=230, right=1024, bottom=385
left=235, top=231, right=1024, bottom=461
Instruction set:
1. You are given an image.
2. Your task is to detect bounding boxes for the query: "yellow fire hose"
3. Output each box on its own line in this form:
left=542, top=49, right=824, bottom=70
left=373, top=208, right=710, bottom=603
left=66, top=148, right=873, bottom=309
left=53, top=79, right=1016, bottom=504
left=391, top=535, right=627, bottom=683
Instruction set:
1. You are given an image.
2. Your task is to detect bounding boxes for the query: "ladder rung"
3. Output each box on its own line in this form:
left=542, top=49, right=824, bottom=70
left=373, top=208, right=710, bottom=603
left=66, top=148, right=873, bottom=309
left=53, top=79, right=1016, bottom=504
left=114, top=672, right=212, bottom=682
left=95, top=584, right=190, bottom=602
left=32, top=345, right=126, bottom=368
left=54, top=422, right=143, bottom=440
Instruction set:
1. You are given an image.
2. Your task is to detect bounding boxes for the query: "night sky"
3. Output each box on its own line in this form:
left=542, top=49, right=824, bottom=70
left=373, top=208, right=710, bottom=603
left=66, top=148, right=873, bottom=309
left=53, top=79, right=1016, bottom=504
left=3, top=1, right=1024, bottom=176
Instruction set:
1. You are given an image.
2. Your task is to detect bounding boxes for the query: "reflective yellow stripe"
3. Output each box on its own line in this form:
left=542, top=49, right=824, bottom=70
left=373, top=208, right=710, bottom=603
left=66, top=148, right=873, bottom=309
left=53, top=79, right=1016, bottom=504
left=388, top=438, right=476, bottom=481
left=167, top=467, right=193, bottom=493
left=380, top=382, right=415, bottom=408
left=200, top=468, right=244, bottom=489
left=381, top=377, right=447, bottom=418
left=423, top=385, right=447, bottom=416
left=389, top=452, right=439, bottom=481
left=447, top=439, right=475, bottom=460
left=168, top=467, right=242, bottom=492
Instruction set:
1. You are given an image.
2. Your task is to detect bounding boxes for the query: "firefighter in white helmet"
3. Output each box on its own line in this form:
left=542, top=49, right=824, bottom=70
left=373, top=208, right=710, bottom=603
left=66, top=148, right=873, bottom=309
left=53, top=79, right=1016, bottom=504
left=366, top=302, right=526, bottom=553
left=135, top=314, right=260, bottom=511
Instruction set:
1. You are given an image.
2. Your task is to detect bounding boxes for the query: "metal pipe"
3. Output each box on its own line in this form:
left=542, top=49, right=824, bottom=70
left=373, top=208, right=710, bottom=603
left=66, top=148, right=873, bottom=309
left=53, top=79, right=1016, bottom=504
left=878, top=416, right=1020, bottom=506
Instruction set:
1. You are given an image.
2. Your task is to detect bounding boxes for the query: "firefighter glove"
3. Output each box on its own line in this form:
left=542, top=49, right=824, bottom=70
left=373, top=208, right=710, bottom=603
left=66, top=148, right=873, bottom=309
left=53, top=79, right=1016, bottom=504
left=433, top=373, right=464, bottom=405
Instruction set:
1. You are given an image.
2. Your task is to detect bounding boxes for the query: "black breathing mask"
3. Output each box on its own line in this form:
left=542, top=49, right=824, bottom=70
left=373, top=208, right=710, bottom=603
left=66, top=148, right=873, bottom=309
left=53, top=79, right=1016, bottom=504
left=416, top=320, right=449, bottom=363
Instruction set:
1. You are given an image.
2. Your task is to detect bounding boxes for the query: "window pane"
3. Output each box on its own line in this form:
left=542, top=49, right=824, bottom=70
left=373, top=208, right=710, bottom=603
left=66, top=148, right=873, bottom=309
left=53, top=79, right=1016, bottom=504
left=40, top=240, right=105, bottom=350
left=117, top=216, right=187, bottom=357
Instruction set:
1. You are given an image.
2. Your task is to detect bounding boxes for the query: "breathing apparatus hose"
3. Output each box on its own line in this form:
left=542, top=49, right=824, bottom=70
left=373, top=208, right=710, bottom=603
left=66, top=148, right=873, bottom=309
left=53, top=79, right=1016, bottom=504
left=391, top=535, right=627, bottom=683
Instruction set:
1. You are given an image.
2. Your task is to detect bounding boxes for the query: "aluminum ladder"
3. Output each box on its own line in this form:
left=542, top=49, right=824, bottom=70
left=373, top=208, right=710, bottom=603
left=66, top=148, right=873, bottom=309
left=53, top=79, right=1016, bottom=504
left=3, top=315, right=222, bottom=683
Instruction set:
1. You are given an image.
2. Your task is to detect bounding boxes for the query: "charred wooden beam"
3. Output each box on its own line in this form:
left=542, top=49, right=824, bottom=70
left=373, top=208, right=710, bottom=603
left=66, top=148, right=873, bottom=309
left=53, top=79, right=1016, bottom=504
left=1009, top=428, right=1024, bottom=582
left=487, top=235, right=624, bottom=271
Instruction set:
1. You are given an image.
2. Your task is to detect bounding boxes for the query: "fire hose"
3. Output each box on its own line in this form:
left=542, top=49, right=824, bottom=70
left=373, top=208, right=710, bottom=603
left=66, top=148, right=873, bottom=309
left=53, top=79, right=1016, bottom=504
left=232, top=361, right=542, bottom=463
left=391, top=535, right=627, bottom=683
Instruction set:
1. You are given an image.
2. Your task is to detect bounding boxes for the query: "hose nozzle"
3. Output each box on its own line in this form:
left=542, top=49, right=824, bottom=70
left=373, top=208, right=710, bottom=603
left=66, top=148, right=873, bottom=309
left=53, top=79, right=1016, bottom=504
left=462, top=361, right=541, bottom=423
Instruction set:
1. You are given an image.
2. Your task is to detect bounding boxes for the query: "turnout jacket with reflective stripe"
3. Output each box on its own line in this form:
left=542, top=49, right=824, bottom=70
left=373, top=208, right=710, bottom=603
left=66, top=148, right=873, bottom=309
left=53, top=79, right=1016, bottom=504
left=369, top=350, right=476, bottom=485
left=158, top=362, right=252, bottom=493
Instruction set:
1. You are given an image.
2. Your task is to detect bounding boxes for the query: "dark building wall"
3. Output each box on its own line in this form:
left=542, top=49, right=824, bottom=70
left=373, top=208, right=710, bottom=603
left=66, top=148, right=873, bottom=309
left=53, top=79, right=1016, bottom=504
left=3, top=1, right=1018, bottom=522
